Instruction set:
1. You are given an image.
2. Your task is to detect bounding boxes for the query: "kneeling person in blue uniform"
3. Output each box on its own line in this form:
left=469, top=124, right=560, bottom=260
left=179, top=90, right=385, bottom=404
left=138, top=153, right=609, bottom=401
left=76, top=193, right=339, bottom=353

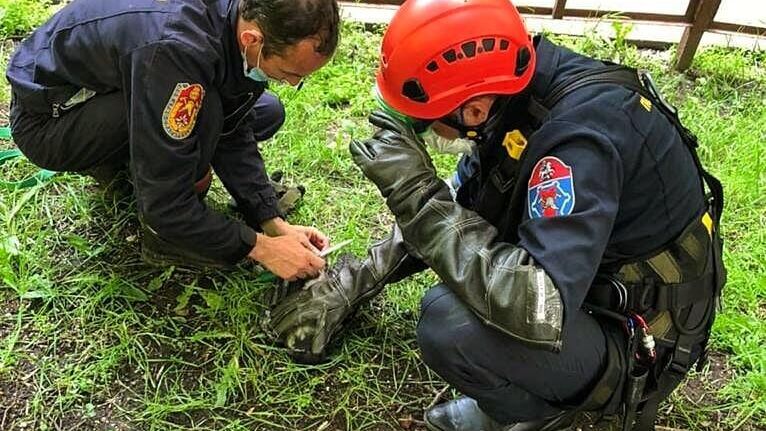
left=7, top=0, right=340, bottom=278
left=269, top=0, right=726, bottom=429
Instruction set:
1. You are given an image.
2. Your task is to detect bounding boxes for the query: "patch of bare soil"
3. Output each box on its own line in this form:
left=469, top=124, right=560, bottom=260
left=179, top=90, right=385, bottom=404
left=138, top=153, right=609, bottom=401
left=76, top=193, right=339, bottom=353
left=0, top=297, right=33, bottom=431
left=667, top=351, right=755, bottom=430
left=0, top=371, right=36, bottom=430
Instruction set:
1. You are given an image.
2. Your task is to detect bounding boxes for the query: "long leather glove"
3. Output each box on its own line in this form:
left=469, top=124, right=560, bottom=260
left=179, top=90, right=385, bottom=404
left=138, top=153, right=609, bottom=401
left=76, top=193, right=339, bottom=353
left=268, top=224, right=427, bottom=363
left=349, top=111, right=564, bottom=351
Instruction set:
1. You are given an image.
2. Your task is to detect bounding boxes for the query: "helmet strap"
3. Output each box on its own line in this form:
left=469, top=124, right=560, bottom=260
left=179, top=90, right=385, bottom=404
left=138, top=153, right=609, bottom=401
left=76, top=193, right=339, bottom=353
left=440, top=97, right=513, bottom=144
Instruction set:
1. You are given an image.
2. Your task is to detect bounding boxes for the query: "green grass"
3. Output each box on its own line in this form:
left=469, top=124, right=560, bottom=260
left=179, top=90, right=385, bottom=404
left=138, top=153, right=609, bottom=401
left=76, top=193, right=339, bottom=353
left=0, top=0, right=53, bottom=39
left=0, top=21, right=764, bottom=431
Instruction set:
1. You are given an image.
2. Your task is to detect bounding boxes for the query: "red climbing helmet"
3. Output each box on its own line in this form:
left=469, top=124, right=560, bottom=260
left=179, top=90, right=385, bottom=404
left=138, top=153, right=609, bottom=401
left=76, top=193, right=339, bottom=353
left=376, top=0, right=535, bottom=120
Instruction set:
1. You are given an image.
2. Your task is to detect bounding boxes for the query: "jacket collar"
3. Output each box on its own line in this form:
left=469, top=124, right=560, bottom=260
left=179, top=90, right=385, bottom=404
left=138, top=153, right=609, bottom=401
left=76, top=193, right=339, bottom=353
left=528, top=35, right=561, bottom=101
left=223, top=0, right=265, bottom=95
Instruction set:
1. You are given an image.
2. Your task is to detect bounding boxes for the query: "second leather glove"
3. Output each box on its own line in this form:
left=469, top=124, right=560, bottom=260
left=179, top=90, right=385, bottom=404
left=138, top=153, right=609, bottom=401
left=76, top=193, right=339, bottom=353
left=268, top=225, right=426, bottom=363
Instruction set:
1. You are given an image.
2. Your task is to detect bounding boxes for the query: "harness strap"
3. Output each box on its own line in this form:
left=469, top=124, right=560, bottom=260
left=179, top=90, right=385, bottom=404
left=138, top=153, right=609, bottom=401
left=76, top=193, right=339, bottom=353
left=538, top=66, right=724, bottom=228
left=528, top=65, right=726, bottom=431
left=490, top=156, right=520, bottom=193
left=656, top=274, right=715, bottom=312
left=633, top=330, right=699, bottom=430
left=589, top=271, right=716, bottom=314
left=0, top=127, right=58, bottom=189
left=526, top=96, right=550, bottom=125
left=633, top=371, right=681, bottom=431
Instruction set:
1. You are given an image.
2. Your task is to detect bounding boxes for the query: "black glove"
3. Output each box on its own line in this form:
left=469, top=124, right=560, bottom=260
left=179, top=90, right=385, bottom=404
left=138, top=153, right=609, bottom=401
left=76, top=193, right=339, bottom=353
left=349, top=111, right=446, bottom=223
left=268, top=225, right=426, bottom=363
left=396, top=193, right=565, bottom=351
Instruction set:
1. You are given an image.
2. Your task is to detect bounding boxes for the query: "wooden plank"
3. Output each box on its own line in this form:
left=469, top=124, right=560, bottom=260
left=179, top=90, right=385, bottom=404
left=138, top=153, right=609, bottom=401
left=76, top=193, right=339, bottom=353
left=347, top=0, right=765, bottom=42
left=675, top=0, right=723, bottom=71
left=564, top=9, right=686, bottom=23
left=354, top=1, right=690, bottom=24
left=341, top=3, right=764, bottom=51
left=710, top=21, right=766, bottom=37
left=684, top=0, right=702, bottom=22
left=516, top=6, right=553, bottom=15
left=552, top=0, right=567, bottom=19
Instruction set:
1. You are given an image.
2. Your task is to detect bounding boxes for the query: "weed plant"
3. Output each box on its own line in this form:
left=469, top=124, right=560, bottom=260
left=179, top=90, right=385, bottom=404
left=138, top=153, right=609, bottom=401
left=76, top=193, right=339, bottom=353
left=0, top=0, right=53, bottom=39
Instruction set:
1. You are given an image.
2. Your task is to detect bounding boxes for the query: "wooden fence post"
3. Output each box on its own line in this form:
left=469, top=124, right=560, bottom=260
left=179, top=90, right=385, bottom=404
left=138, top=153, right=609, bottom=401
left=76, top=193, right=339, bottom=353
left=684, top=0, right=701, bottom=22
left=675, top=0, right=722, bottom=71
left=552, top=0, right=566, bottom=19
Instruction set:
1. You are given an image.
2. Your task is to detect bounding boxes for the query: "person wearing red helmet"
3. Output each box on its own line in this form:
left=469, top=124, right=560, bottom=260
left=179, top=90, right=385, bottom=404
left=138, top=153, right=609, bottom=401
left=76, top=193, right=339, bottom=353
left=270, top=0, right=725, bottom=429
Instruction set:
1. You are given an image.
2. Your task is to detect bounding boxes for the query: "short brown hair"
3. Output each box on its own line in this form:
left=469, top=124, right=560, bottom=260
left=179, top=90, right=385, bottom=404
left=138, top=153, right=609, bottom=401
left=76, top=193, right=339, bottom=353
left=239, top=0, right=340, bottom=57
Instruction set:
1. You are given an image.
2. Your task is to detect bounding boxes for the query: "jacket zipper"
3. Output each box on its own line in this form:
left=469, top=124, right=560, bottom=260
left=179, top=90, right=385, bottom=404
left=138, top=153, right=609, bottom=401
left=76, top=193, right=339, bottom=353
left=220, top=92, right=255, bottom=137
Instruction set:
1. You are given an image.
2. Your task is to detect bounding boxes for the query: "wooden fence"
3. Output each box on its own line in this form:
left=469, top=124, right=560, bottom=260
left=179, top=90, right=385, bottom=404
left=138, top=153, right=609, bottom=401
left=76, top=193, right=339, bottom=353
left=355, top=0, right=765, bottom=71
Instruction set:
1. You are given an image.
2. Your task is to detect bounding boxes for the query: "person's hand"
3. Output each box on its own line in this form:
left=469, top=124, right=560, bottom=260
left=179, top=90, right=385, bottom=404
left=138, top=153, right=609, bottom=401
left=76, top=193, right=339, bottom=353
left=249, top=233, right=325, bottom=281
left=286, top=224, right=330, bottom=252
left=261, top=217, right=330, bottom=253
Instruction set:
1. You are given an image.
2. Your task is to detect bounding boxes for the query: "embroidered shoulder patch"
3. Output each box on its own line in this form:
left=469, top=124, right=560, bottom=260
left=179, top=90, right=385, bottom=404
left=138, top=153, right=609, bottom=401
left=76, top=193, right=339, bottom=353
left=162, top=83, right=205, bottom=140
left=527, top=156, right=575, bottom=219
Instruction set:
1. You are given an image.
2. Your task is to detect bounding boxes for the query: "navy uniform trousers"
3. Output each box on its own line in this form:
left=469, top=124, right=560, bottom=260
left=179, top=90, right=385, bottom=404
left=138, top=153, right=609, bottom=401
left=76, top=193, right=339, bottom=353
left=417, top=284, right=608, bottom=424
left=10, top=91, right=285, bottom=178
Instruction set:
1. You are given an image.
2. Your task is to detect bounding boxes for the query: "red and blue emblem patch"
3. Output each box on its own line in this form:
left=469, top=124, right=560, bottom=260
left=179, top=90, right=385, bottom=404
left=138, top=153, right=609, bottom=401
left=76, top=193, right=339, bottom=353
left=528, top=156, right=575, bottom=219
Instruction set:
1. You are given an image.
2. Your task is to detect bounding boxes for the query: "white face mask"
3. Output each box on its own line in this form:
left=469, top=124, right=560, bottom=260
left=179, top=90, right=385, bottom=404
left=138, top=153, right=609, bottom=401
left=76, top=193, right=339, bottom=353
left=419, top=128, right=476, bottom=155
left=242, top=43, right=270, bottom=83
left=242, top=42, right=303, bottom=89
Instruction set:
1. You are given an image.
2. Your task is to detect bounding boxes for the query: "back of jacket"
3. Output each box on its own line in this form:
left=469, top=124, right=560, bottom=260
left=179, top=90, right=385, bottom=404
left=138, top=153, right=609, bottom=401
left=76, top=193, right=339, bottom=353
left=7, top=0, right=272, bottom=263
left=7, top=0, right=231, bottom=115
left=457, top=37, right=707, bottom=318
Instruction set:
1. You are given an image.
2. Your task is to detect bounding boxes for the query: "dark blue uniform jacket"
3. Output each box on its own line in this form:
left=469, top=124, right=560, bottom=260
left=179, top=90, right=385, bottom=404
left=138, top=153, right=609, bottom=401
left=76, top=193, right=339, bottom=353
left=458, top=37, right=706, bottom=321
left=7, top=0, right=279, bottom=263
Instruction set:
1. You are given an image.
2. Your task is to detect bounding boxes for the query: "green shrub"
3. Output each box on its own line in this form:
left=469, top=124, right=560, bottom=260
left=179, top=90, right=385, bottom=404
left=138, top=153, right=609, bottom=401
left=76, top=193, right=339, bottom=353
left=0, top=0, right=53, bottom=39
left=692, top=46, right=766, bottom=86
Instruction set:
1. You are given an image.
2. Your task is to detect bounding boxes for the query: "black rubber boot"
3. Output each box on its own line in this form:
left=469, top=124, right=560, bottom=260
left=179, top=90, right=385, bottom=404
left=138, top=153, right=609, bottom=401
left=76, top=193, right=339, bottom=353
left=82, top=163, right=133, bottom=201
left=425, top=396, right=574, bottom=431
left=276, top=184, right=305, bottom=216
left=228, top=170, right=305, bottom=218
left=140, top=222, right=233, bottom=270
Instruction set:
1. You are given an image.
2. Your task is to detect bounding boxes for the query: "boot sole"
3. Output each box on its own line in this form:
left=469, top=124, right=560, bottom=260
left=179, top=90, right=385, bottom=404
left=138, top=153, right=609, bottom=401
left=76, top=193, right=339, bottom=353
left=423, top=410, right=576, bottom=431
left=140, top=232, right=232, bottom=271
left=423, top=416, right=447, bottom=431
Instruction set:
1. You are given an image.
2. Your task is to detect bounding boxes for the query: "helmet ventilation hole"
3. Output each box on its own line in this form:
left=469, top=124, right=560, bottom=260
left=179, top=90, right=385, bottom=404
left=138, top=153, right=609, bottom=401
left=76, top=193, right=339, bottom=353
left=515, top=46, right=531, bottom=76
left=461, top=41, right=476, bottom=58
left=442, top=49, right=457, bottom=63
left=402, top=79, right=429, bottom=103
